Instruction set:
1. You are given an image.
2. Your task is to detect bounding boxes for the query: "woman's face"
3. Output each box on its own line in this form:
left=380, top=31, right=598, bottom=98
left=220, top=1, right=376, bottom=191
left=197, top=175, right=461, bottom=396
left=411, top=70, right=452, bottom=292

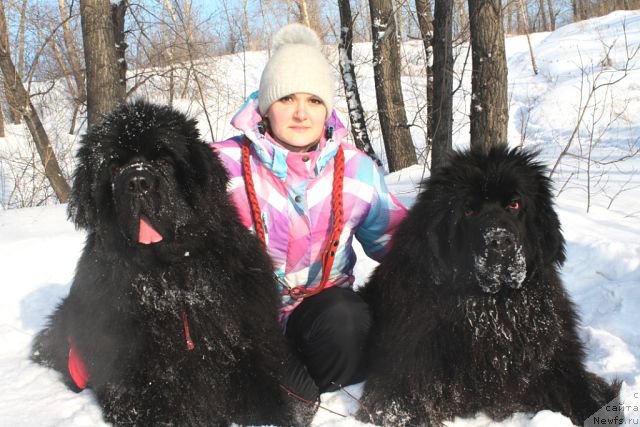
left=266, top=93, right=327, bottom=152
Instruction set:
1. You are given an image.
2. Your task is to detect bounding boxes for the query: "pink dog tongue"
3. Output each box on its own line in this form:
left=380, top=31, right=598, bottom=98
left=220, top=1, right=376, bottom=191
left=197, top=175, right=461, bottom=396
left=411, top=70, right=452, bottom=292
left=138, top=217, right=163, bottom=244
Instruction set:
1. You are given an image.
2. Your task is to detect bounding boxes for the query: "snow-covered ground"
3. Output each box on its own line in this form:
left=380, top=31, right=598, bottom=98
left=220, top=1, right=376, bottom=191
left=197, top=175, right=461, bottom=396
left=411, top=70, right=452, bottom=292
left=1, top=11, right=640, bottom=427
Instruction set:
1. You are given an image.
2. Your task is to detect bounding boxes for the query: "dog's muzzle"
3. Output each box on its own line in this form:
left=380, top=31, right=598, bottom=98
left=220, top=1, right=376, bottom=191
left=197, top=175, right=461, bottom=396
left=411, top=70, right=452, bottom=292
left=474, top=227, right=527, bottom=294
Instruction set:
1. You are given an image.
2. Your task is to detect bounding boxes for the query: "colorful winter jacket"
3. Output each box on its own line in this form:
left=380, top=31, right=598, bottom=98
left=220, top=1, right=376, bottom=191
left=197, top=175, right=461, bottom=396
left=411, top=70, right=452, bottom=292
left=213, top=92, right=407, bottom=323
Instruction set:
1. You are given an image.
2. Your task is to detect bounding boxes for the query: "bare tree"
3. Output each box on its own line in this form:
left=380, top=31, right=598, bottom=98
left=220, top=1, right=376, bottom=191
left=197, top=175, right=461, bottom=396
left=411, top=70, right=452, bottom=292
left=80, top=0, right=126, bottom=128
left=468, top=0, right=508, bottom=152
left=506, top=0, right=514, bottom=33
left=550, top=36, right=640, bottom=181
left=112, top=1, right=127, bottom=102
left=572, top=0, right=590, bottom=21
left=454, top=0, right=468, bottom=38
left=337, top=0, right=380, bottom=164
left=415, top=0, right=435, bottom=158
left=0, top=102, right=4, bottom=137
left=8, top=0, right=27, bottom=125
left=518, top=0, right=539, bottom=75
left=369, top=0, right=417, bottom=171
left=0, top=1, right=70, bottom=202
left=431, top=0, right=454, bottom=168
left=538, top=0, right=548, bottom=31
left=292, top=0, right=324, bottom=40
left=546, top=0, right=556, bottom=31
left=57, top=0, right=87, bottom=134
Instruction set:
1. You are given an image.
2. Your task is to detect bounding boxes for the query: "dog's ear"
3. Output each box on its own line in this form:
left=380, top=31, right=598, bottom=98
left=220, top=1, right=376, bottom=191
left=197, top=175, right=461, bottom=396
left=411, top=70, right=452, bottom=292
left=534, top=189, right=566, bottom=267
left=199, top=143, right=230, bottom=196
left=514, top=149, right=566, bottom=268
left=527, top=165, right=566, bottom=267
left=67, top=145, right=97, bottom=230
left=394, top=187, right=454, bottom=287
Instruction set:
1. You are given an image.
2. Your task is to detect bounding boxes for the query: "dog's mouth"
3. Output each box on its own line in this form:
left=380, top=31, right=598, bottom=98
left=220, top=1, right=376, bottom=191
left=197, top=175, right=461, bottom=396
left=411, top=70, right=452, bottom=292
left=138, top=215, right=164, bottom=245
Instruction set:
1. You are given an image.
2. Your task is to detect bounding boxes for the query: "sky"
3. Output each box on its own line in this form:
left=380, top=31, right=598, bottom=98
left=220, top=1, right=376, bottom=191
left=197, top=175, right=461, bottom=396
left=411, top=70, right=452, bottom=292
left=1, top=9, right=640, bottom=427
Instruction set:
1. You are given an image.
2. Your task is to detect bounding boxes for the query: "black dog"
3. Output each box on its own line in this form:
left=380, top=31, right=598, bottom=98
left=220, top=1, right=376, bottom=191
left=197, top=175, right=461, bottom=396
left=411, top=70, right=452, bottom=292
left=358, top=145, right=620, bottom=426
left=32, top=100, right=311, bottom=426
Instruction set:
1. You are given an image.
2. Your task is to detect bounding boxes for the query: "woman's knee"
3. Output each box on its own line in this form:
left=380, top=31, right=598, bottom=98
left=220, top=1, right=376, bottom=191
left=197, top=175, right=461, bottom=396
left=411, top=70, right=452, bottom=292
left=296, top=288, right=371, bottom=347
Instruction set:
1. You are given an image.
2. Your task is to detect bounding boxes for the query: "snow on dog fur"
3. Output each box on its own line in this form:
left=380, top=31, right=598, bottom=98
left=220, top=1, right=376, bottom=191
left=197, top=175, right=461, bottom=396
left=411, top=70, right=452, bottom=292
left=357, top=145, right=621, bottom=426
left=30, top=100, right=312, bottom=427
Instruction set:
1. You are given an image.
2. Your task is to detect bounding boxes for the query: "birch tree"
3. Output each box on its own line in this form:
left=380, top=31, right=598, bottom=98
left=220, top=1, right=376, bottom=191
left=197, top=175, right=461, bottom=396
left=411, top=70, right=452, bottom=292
left=337, top=0, right=380, bottom=164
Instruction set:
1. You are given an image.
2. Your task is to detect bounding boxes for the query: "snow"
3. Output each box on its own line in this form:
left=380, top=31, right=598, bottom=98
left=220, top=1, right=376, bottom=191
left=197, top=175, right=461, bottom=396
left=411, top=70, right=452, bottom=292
left=1, top=11, right=640, bottom=427
left=473, top=227, right=527, bottom=294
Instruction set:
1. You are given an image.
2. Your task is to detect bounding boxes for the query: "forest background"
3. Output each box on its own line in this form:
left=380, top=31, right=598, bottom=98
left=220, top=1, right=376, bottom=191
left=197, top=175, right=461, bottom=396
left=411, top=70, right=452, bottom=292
left=1, top=0, right=639, bottom=208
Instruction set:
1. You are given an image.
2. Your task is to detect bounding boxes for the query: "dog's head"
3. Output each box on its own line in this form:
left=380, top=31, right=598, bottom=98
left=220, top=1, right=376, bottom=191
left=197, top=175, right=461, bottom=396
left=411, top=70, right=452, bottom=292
left=414, top=145, right=565, bottom=294
left=68, top=100, right=231, bottom=257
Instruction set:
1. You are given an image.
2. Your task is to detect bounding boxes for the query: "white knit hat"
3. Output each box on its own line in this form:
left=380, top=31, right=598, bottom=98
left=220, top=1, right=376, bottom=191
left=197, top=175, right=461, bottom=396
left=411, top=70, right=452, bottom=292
left=258, top=23, right=334, bottom=118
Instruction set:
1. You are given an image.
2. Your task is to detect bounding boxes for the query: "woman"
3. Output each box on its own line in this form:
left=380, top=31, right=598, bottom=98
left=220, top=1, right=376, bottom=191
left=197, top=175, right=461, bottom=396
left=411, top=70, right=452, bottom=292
left=214, top=23, right=407, bottom=403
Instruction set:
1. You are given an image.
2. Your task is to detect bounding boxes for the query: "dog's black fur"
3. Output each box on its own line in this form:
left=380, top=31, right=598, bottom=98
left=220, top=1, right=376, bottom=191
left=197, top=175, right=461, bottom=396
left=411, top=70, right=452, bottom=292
left=357, top=145, right=620, bottom=426
left=32, top=100, right=311, bottom=426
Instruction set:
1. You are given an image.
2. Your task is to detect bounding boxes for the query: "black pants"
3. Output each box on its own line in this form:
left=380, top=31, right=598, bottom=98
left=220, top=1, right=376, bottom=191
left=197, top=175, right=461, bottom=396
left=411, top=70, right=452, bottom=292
left=282, top=286, right=371, bottom=401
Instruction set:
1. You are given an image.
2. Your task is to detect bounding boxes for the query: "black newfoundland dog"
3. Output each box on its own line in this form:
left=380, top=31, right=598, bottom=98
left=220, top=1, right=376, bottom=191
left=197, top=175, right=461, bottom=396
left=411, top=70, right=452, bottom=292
left=358, top=145, right=620, bottom=426
left=31, top=100, right=311, bottom=426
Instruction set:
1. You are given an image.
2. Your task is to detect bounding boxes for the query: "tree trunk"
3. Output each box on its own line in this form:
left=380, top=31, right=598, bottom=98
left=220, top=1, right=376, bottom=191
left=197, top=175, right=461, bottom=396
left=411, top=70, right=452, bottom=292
left=538, top=0, right=548, bottom=31
left=415, top=0, right=435, bottom=159
left=80, top=0, right=125, bottom=128
left=337, top=0, right=380, bottom=165
left=518, top=0, right=539, bottom=75
left=369, top=0, right=417, bottom=171
left=0, top=2, right=70, bottom=202
left=112, top=1, right=128, bottom=102
left=17, top=0, right=26, bottom=83
left=0, top=104, right=4, bottom=137
left=395, top=0, right=404, bottom=40
left=572, top=0, right=590, bottom=21
left=468, top=0, right=508, bottom=152
left=547, top=0, right=556, bottom=31
left=58, top=0, right=87, bottom=131
left=296, top=0, right=312, bottom=27
left=431, top=0, right=454, bottom=168
left=516, top=0, right=525, bottom=34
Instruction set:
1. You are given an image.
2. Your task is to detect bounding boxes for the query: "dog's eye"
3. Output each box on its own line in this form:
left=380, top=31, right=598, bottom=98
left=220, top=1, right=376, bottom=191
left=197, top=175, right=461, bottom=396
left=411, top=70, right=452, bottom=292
left=507, top=199, right=521, bottom=211
left=464, top=208, right=475, bottom=217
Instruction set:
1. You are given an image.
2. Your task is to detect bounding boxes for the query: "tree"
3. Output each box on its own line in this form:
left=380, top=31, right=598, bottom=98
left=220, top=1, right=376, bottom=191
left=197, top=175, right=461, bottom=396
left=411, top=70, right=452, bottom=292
left=538, top=0, right=549, bottom=32
left=80, top=0, right=126, bottom=128
left=547, top=0, right=556, bottom=31
left=112, top=1, right=127, bottom=102
left=414, top=0, right=435, bottom=159
left=431, top=0, right=454, bottom=168
left=468, top=0, right=508, bottom=152
left=369, top=0, right=417, bottom=171
left=337, top=0, right=379, bottom=164
left=0, top=1, right=70, bottom=202
left=292, top=0, right=324, bottom=41
left=57, top=0, right=87, bottom=134
left=572, top=0, right=590, bottom=21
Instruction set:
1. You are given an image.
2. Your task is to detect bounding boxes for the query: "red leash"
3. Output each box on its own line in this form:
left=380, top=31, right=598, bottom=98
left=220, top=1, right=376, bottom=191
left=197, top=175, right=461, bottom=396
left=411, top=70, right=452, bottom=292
left=242, top=137, right=345, bottom=299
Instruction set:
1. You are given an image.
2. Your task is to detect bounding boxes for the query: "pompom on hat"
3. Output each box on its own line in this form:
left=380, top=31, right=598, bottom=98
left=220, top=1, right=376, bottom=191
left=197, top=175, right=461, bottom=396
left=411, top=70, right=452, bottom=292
left=258, top=23, right=334, bottom=118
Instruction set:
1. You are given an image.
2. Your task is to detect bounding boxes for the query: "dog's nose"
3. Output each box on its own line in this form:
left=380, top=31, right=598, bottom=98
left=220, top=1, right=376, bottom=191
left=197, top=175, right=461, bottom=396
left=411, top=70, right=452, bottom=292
left=127, top=174, right=151, bottom=194
left=489, top=234, right=514, bottom=250
left=484, top=228, right=517, bottom=254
